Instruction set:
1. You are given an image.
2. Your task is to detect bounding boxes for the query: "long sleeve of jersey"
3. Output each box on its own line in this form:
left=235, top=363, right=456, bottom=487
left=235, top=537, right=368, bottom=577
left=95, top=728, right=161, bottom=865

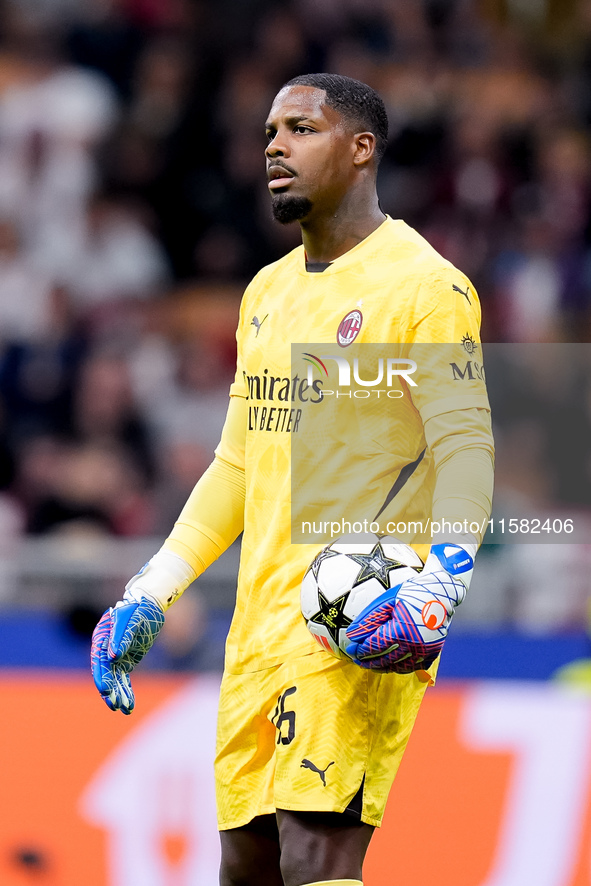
left=424, top=406, right=494, bottom=545
left=162, top=395, right=247, bottom=576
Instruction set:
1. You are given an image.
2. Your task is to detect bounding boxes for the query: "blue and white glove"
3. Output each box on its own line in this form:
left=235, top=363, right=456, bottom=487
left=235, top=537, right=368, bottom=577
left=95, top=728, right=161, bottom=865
left=91, top=596, right=165, bottom=714
left=91, top=550, right=196, bottom=714
left=345, top=542, right=475, bottom=674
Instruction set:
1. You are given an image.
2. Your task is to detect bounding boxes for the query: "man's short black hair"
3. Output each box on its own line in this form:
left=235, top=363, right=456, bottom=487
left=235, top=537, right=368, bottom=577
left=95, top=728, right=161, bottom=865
left=283, top=73, right=388, bottom=162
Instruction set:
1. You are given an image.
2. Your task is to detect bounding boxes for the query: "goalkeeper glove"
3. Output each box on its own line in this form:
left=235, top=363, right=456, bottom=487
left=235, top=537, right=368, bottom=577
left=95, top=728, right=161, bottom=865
left=345, top=542, right=474, bottom=674
left=91, top=596, right=164, bottom=714
left=90, top=550, right=195, bottom=714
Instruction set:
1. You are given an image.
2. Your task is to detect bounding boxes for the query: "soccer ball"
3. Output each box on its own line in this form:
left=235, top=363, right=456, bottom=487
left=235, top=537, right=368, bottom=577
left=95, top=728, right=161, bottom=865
left=301, top=535, right=423, bottom=659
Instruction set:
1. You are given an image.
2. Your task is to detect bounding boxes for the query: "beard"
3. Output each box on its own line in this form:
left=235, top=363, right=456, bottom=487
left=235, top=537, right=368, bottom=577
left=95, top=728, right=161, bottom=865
left=271, top=193, right=313, bottom=224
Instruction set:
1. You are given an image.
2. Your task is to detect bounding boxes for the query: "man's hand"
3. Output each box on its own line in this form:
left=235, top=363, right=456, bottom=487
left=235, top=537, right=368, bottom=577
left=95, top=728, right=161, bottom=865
left=90, top=550, right=196, bottom=713
left=91, top=597, right=165, bottom=714
left=345, top=543, right=474, bottom=673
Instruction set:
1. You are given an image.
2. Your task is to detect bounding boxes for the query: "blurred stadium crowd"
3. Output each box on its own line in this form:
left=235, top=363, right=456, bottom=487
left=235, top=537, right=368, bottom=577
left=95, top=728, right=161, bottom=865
left=1, top=0, right=591, bottom=645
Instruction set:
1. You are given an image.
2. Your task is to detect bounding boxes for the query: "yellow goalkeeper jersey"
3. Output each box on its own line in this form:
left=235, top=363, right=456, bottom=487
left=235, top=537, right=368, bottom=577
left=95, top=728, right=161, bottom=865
left=223, top=216, right=489, bottom=674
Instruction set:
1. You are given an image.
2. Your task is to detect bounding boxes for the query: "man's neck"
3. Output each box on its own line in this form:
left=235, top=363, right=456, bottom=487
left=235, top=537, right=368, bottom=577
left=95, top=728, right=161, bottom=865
left=300, top=199, right=386, bottom=264
left=302, top=210, right=386, bottom=263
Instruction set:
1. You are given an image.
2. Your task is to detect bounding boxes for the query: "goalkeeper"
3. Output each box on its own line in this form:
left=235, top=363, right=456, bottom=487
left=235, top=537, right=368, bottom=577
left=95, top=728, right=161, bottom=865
left=92, top=73, right=493, bottom=886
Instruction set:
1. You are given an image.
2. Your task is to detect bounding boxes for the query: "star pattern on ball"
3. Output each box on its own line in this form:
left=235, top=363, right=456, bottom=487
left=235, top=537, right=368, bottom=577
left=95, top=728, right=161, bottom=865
left=349, top=542, right=404, bottom=590
left=309, top=546, right=340, bottom=580
left=309, top=590, right=352, bottom=644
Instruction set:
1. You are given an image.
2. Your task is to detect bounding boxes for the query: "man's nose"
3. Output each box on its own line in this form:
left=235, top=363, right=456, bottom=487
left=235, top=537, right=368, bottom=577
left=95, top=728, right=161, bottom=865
left=265, top=133, right=289, bottom=159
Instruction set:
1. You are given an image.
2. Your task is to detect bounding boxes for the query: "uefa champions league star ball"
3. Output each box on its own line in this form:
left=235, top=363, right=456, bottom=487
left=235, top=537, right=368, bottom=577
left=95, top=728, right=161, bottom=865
left=301, top=535, right=424, bottom=658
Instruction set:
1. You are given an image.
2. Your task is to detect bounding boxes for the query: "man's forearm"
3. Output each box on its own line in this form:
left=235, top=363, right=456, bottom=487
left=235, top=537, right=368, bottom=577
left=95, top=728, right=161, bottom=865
left=163, top=453, right=246, bottom=577
left=425, top=407, right=494, bottom=546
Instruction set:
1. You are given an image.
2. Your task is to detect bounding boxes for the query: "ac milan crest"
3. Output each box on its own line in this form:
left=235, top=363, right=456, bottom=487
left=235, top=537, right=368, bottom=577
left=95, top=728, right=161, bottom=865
left=337, top=309, right=363, bottom=347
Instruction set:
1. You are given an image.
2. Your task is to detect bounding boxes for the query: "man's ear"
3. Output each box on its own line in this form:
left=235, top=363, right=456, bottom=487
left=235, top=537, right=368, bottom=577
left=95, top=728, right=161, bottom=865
left=353, top=132, right=377, bottom=167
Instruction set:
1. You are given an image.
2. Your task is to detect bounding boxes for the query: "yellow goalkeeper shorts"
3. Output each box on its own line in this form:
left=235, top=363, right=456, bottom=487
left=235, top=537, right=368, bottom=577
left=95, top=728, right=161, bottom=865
left=215, top=651, right=432, bottom=830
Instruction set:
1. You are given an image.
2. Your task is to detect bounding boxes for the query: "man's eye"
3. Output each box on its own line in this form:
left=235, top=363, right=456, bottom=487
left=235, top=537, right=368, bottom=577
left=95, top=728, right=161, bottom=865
left=294, top=125, right=311, bottom=134
left=266, top=131, right=276, bottom=142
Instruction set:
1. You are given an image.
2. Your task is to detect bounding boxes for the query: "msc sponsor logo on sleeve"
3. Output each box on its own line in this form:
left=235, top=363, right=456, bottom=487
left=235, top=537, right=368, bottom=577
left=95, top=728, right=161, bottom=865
left=450, top=360, right=485, bottom=381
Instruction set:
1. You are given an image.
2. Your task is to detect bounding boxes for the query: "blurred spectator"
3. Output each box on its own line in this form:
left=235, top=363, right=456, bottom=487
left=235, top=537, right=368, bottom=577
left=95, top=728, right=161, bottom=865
left=0, top=285, right=86, bottom=442
left=24, top=439, right=154, bottom=536
left=0, top=218, right=54, bottom=343
left=151, top=438, right=210, bottom=534
left=31, top=191, right=170, bottom=310
left=71, top=348, right=154, bottom=479
left=0, top=34, right=118, bottom=248
left=65, top=0, right=145, bottom=98
left=494, top=215, right=565, bottom=341
left=138, top=335, right=234, bottom=458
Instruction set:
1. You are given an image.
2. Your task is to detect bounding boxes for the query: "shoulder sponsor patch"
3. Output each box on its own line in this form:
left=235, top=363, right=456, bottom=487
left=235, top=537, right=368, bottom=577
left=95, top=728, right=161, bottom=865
left=462, top=333, right=477, bottom=354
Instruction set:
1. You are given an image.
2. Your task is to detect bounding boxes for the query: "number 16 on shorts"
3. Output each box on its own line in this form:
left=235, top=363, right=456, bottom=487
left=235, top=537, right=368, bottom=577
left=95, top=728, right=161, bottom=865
left=271, top=686, right=297, bottom=745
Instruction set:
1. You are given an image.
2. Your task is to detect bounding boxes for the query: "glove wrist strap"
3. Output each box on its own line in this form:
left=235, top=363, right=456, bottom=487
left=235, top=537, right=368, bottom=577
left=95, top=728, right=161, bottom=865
left=123, top=550, right=196, bottom=611
left=424, top=537, right=476, bottom=598
left=430, top=531, right=477, bottom=559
